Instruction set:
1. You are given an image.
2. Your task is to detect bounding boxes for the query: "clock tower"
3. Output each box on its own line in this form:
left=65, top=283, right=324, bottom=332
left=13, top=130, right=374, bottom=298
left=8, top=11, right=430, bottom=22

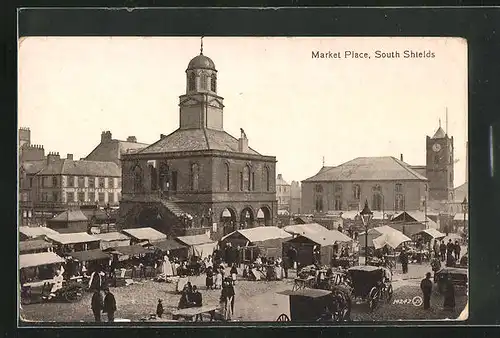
left=426, top=122, right=454, bottom=201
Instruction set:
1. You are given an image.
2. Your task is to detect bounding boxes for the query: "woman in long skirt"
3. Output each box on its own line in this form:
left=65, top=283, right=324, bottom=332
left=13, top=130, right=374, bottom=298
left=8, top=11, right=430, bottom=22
left=163, top=255, right=174, bottom=277
left=215, top=269, right=223, bottom=289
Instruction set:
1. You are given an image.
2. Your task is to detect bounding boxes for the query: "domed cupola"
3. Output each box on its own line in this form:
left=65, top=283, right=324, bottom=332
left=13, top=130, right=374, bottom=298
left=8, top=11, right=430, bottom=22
left=185, top=38, right=218, bottom=94
left=179, top=38, right=225, bottom=131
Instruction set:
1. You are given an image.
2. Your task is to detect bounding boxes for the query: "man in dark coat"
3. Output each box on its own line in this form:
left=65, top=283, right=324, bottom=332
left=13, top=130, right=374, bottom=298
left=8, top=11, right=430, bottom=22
left=91, top=291, right=103, bottom=322
left=102, top=287, right=117, bottom=322
left=221, top=277, right=235, bottom=321
left=156, top=299, right=164, bottom=318
left=420, top=272, right=433, bottom=310
left=399, top=249, right=409, bottom=274
left=439, top=241, right=447, bottom=261
left=454, top=241, right=461, bottom=261
left=446, top=239, right=454, bottom=257
left=189, top=285, right=203, bottom=307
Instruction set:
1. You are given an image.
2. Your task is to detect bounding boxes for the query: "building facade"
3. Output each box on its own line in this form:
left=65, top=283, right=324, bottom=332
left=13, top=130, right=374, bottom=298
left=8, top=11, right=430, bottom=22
left=290, top=181, right=302, bottom=215
left=19, top=150, right=121, bottom=226
left=276, top=174, right=291, bottom=211
left=119, top=49, right=277, bottom=240
left=301, top=156, right=429, bottom=214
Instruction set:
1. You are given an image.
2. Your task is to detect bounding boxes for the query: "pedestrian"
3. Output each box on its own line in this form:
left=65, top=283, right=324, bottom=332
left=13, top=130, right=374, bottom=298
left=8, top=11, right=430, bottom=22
left=156, top=299, right=164, bottom=318
left=91, top=290, right=104, bottom=322
left=446, top=251, right=456, bottom=267
left=230, top=264, right=238, bottom=285
left=282, top=257, right=289, bottom=279
left=433, top=240, right=440, bottom=259
left=420, top=272, right=433, bottom=310
left=88, top=265, right=103, bottom=292
left=399, top=248, right=409, bottom=274
left=439, top=241, right=446, bottom=261
left=446, top=239, right=454, bottom=257
left=206, top=266, right=214, bottom=290
left=221, top=277, right=235, bottom=321
left=102, top=287, right=117, bottom=322
left=443, top=277, right=456, bottom=312
left=454, top=241, right=461, bottom=261
left=215, top=268, right=223, bottom=289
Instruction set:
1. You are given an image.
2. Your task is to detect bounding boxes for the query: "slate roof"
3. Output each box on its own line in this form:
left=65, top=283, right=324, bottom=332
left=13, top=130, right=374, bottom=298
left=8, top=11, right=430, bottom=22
left=20, top=160, right=46, bottom=174
left=303, top=157, right=428, bottom=182
left=392, top=211, right=438, bottom=229
left=432, top=127, right=447, bottom=139
left=136, top=128, right=261, bottom=155
left=453, top=181, right=468, bottom=202
left=37, top=159, right=121, bottom=177
left=85, top=139, right=147, bottom=165
left=51, top=209, right=88, bottom=222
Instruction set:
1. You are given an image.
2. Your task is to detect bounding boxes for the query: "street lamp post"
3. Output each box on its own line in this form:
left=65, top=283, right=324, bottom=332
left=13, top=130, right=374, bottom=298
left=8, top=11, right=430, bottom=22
left=104, top=203, right=111, bottom=233
left=360, top=200, right=374, bottom=266
left=462, top=197, right=468, bottom=236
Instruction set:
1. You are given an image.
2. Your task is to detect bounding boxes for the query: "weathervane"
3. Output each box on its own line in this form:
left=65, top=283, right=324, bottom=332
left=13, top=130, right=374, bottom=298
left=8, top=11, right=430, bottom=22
left=200, top=36, right=204, bottom=55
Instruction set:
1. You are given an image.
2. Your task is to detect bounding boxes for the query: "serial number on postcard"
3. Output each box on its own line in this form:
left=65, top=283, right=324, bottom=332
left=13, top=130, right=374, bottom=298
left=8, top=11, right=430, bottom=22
left=311, top=50, right=436, bottom=59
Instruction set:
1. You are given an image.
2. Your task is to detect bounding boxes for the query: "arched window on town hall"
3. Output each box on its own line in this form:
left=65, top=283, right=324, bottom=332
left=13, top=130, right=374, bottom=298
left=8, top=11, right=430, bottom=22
left=191, top=163, right=199, bottom=191
left=243, top=166, right=250, bottom=191
left=315, top=184, right=324, bottom=212
left=133, top=164, right=143, bottom=192
left=211, top=74, right=217, bottom=92
left=353, top=184, right=361, bottom=200
left=225, top=163, right=230, bottom=191
left=188, top=72, right=196, bottom=91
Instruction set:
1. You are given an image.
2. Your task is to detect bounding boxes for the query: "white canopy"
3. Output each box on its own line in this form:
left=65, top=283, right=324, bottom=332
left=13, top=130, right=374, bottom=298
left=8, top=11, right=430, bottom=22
left=19, top=226, right=59, bottom=238
left=372, top=232, right=412, bottom=249
left=19, top=252, right=65, bottom=268
left=45, top=232, right=99, bottom=245
left=221, top=226, right=291, bottom=243
left=122, top=227, right=167, bottom=242
left=417, top=228, right=446, bottom=239
left=284, top=223, right=352, bottom=245
left=176, top=234, right=217, bottom=259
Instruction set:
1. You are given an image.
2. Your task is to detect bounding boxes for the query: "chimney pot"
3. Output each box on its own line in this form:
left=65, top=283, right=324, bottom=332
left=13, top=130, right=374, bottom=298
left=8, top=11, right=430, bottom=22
left=67, top=154, right=73, bottom=160
left=400, top=154, right=404, bottom=162
left=127, top=136, right=137, bottom=143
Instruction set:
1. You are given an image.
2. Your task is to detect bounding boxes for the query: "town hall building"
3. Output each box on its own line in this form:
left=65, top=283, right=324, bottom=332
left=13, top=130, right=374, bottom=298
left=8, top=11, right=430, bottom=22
left=301, top=123, right=456, bottom=215
left=119, top=45, right=277, bottom=239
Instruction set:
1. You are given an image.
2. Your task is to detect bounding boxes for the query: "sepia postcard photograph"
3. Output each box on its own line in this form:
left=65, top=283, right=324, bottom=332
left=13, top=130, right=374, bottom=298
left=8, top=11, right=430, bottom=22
left=18, top=36, right=468, bottom=324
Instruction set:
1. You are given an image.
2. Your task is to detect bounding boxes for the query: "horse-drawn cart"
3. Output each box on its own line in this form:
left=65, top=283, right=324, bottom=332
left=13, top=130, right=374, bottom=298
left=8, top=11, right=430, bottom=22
left=276, top=288, right=351, bottom=322
left=344, top=265, right=393, bottom=311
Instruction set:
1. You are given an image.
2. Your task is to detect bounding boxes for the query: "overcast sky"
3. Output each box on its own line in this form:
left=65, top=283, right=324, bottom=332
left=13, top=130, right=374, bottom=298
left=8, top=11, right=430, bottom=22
left=18, top=37, right=467, bottom=186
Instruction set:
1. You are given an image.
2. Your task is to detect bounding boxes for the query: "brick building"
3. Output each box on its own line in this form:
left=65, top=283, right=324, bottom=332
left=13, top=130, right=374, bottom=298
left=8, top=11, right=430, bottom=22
left=119, top=48, right=277, bottom=240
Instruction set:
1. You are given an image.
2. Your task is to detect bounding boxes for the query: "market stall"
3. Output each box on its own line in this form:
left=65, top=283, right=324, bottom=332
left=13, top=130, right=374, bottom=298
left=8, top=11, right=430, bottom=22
left=147, top=239, right=188, bottom=259
left=19, top=252, right=66, bottom=285
left=19, top=239, right=54, bottom=254
left=93, top=232, right=131, bottom=250
left=122, top=227, right=167, bottom=245
left=19, top=226, right=59, bottom=241
left=175, top=234, right=217, bottom=260
left=221, top=226, right=292, bottom=263
left=282, top=233, right=334, bottom=268
left=44, top=232, right=100, bottom=254
left=103, top=245, right=156, bottom=282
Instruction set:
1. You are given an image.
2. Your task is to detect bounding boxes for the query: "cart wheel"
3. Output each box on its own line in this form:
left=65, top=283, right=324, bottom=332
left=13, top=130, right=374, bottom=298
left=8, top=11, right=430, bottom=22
left=276, top=313, right=290, bottom=322
left=368, top=287, right=379, bottom=311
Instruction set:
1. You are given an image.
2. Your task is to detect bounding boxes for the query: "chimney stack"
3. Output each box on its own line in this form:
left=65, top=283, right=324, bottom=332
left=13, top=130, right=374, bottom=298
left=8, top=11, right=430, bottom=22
left=127, top=136, right=137, bottom=143
left=277, top=174, right=283, bottom=179
left=101, top=131, right=112, bottom=143
left=400, top=154, right=404, bottom=162
left=67, top=154, right=73, bottom=160
left=160, top=134, right=167, bottom=139
left=47, top=152, right=61, bottom=165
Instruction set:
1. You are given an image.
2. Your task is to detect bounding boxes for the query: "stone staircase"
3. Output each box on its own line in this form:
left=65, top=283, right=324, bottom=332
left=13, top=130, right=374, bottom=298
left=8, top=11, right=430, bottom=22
left=159, top=199, right=187, bottom=218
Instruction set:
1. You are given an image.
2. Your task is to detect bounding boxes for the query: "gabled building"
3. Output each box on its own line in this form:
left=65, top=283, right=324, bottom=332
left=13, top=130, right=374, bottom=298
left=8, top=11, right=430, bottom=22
left=85, top=132, right=148, bottom=166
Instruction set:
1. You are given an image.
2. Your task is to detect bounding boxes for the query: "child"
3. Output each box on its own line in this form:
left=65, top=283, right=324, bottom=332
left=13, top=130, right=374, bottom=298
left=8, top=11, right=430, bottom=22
left=206, top=267, right=214, bottom=290
left=156, top=299, right=164, bottom=318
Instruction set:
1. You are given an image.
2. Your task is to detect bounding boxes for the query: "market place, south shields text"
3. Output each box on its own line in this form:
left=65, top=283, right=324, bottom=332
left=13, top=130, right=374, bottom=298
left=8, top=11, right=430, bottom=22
left=312, top=50, right=436, bottom=59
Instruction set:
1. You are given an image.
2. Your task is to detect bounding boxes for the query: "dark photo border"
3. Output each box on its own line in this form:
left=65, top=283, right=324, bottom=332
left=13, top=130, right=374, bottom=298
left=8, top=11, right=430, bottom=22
left=6, top=5, right=500, bottom=338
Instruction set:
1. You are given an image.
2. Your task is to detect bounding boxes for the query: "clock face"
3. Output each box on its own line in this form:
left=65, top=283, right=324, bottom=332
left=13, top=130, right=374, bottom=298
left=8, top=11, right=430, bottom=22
left=432, top=143, right=442, bottom=152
